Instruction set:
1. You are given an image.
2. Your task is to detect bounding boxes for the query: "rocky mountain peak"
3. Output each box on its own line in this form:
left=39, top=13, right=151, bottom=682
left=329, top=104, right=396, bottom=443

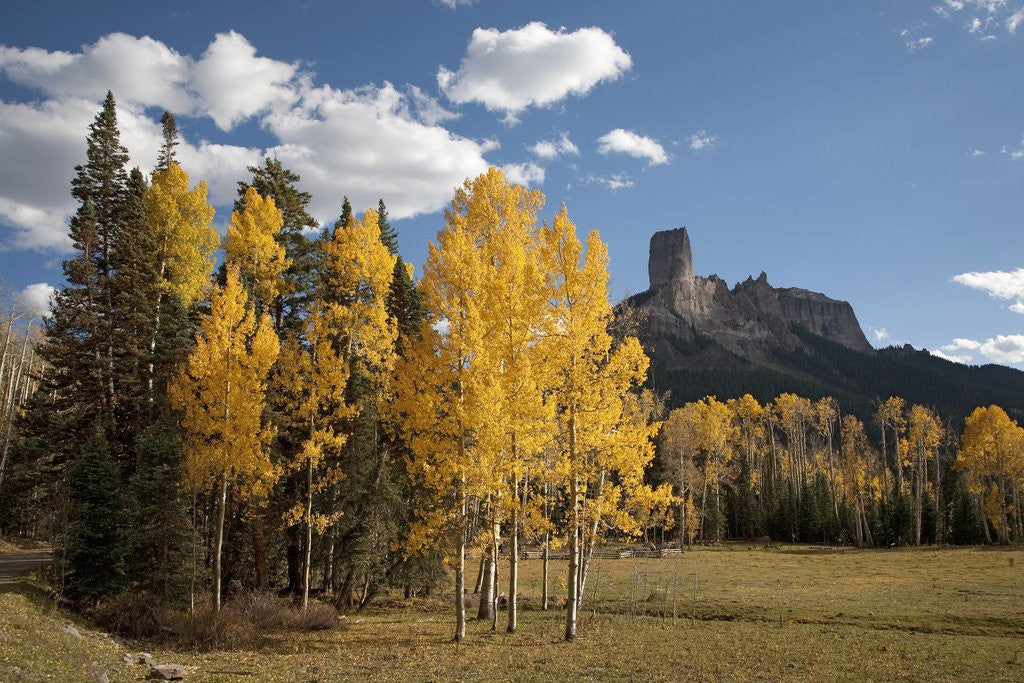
left=648, top=227, right=693, bottom=289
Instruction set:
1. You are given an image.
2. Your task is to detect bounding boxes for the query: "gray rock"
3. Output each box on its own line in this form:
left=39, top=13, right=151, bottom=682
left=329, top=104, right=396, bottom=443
left=139, top=653, right=156, bottom=667
left=648, top=227, right=693, bottom=290
left=630, top=228, right=873, bottom=375
left=149, top=664, right=187, bottom=680
left=90, top=671, right=109, bottom=683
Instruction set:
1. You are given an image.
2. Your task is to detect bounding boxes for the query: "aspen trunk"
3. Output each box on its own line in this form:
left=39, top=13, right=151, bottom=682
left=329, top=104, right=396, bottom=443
left=507, top=476, right=519, bottom=633
left=565, top=473, right=580, bottom=642
left=213, top=475, right=228, bottom=612
left=453, top=477, right=467, bottom=642
left=302, top=456, right=313, bottom=610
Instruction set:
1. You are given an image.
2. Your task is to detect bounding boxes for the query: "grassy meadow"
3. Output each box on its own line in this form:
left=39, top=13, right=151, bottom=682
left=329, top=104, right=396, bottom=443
left=2, top=544, right=1023, bottom=681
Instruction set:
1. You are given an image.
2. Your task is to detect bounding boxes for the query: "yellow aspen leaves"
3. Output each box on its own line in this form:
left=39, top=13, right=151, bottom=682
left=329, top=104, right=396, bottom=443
left=168, top=264, right=280, bottom=498
left=145, top=162, right=218, bottom=307
left=225, top=187, right=290, bottom=311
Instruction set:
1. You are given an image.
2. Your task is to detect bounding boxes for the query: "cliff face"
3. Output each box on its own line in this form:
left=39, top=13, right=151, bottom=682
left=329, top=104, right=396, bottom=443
left=626, top=228, right=1024, bottom=424
left=630, top=227, right=873, bottom=373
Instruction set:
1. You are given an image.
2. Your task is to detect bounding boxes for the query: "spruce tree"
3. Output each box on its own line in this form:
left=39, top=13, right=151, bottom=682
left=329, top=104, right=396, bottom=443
left=64, top=427, right=125, bottom=604
left=155, top=111, right=179, bottom=173
left=236, top=158, right=318, bottom=333
left=123, top=415, right=193, bottom=603
left=377, top=198, right=398, bottom=255
left=109, top=168, right=159, bottom=447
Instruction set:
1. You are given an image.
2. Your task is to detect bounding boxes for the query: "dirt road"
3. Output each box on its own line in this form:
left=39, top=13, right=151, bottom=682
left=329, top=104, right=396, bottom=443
left=0, top=548, right=51, bottom=590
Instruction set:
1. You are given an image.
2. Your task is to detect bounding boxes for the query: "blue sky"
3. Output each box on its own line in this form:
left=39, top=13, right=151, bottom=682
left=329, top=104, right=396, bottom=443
left=1, top=0, right=1023, bottom=365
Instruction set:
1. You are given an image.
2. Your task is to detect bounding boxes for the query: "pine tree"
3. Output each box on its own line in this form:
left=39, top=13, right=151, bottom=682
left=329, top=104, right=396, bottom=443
left=377, top=199, right=399, bottom=255
left=333, top=197, right=352, bottom=236
left=64, top=427, right=125, bottom=604
left=235, top=158, right=318, bottom=333
left=109, top=168, right=160, bottom=446
left=123, top=414, right=193, bottom=603
left=155, top=111, right=179, bottom=173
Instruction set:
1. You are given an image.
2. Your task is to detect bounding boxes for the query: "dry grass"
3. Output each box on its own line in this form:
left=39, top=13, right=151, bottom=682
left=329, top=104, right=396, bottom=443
left=3, top=544, right=1023, bottom=681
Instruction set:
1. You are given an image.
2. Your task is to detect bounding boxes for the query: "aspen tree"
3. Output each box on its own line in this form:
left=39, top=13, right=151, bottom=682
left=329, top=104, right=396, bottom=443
left=168, top=266, right=279, bottom=611
left=225, top=187, right=290, bottom=313
left=539, top=207, right=665, bottom=642
left=274, top=312, right=351, bottom=610
left=393, top=192, right=500, bottom=642
left=447, top=168, right=548, bottom=632
left=907, top=405, right=941, bottom=544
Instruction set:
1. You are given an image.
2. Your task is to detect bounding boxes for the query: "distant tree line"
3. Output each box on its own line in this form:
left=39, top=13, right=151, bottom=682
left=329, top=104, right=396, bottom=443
left=657, top=392, right=1023, bottom=547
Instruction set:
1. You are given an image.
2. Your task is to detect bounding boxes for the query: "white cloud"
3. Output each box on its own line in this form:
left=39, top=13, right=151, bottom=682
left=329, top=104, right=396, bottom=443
left=530, top=132, right=579, bottom=159
left=263, top=82, right=491, bottom=223
left=906, top=36, right=935, bottom=51
left=0, top=33, right=193, bottom=113
left=935, top=334, right=1024, bottom=365
left=931, top=348, right=973, bottom=363
left=1009, top=7, right=1024, bottom=32
left=438, top=22, right=631, bottom=123
left=688, top=130, right=719, bottom=151
left=931, top=0, right=1023, bottom=37
left=16, top=282, right=55, bottom=316
left=192, top=31, right=299, bottom=131
left=406, top=85, right=460, bottom=125
left=979, top=334, right=1024, bottom=363
left=501, top=162, right=545, bottom=187
left=586, top=173, right=634, bottom=191
left=968, top=148, right=986, bottom=157
left=953, top=267, right=1024, bottom=312
left=871, top=327, right=890, bottom=342
left=1002, top=133, right=1024, bottom=159
left=0, top=32, right=500, bottom=250
left=436, top=0, right=475, bottom=8
left=597, top=129, right=669, bottom=165
left=943, top=338, right=983, bottom=351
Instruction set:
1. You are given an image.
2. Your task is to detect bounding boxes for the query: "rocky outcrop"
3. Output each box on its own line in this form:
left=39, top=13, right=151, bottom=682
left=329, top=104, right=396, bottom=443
left=627, top=227, right=873, bottom=373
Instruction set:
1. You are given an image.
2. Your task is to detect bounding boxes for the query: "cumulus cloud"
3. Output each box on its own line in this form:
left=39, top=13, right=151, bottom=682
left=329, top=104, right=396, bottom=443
left=931, top=348, right=973, bottom=363
left=0, top=31, right=499, bottom=250
left=943, top=338, right=983, bottom=351
left=501, top=162, right=545, bottom=187
left=980, top=334, right=1024, bottom=363
left=192, top=31, right=299, bottom=131
left=530, top=132, right=579, bottom=159
left=688, top=130, right=719, bottom=151
left=968, top=148, right=986, bottom=157
left=934, top=334, right=1024, bottom=365
left=0, top=33, right=193, bottom=112
left=438, top=22, right=631, bottom=123
left=263, top=82, right=491, bottom=222
left=871, top=327, right=890, bottom=343
left=436, top=0, right=475, bottom=8
left=597, top=129, right=669, bottom=165
left=16, top=282, right=55, bottom=316
left=953, top=267, right=1024, bottom=312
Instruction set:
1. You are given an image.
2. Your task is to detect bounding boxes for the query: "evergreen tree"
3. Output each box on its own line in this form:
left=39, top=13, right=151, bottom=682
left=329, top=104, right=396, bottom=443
left=155, top=111, right=179, bottom=173
left=236, top=158, right=318, bottom=333
left=377, top=198, right=398, bottom=255
left=333, top=196, right=352, bottom=236
left=64, top=427, right=125, bottom=604
left=69, top=91, right=129, bottom=422
left=109, top=168, right=159, bottom=448
left=123, top=415, right=193, bottom=603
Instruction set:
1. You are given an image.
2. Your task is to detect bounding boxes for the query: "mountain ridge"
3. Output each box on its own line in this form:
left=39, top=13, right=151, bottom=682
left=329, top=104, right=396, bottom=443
left=622, top=227, right=1024, bottom=424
